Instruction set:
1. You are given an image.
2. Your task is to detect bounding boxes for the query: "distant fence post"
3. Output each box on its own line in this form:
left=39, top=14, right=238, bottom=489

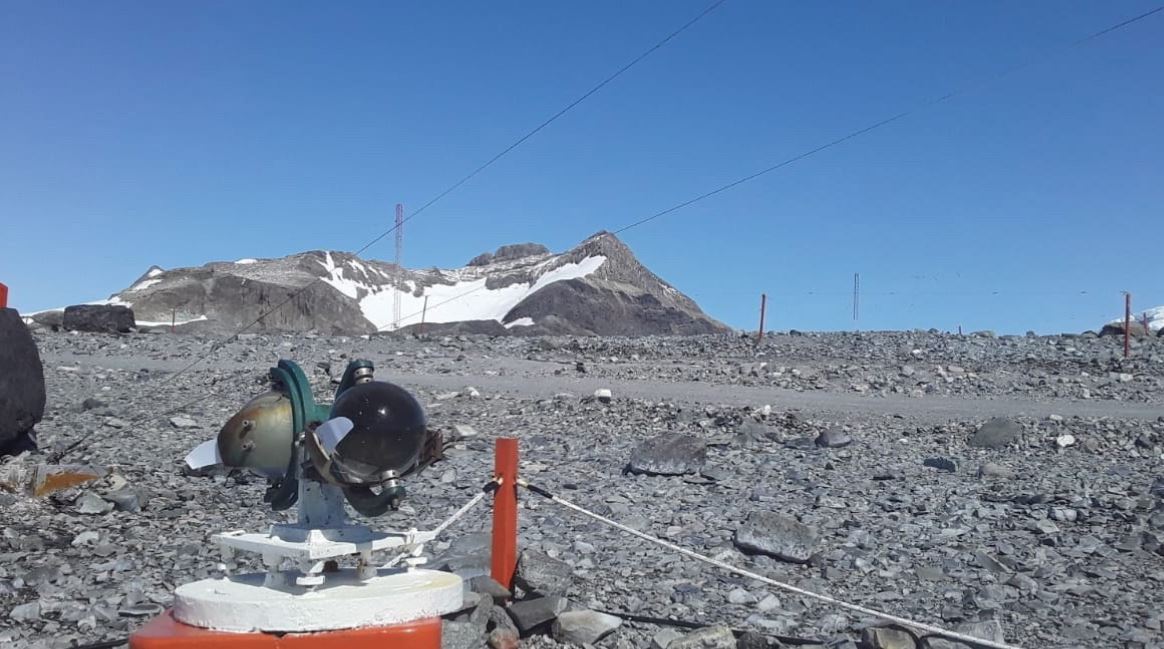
left=1124, top=292, right=1131, bottom=359
left=0, top=282, right=7, bottom=309
left=756, top=293, right=767, bottom=344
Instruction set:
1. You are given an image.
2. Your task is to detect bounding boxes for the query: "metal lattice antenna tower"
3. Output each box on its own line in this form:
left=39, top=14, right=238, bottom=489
left=853, top=273, right=860, bottom=325
left=393, top=203, right=403, bottom=329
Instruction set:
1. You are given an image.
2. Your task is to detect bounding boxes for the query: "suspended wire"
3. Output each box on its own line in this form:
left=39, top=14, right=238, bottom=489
left=379, top=4, right=1163, bottom=329
left=164, top=0, right=727, bottom=370
left=356, top=0, right=730, bottom=258
left=48, top=2, right=726, bottom=460
left=55, top=4, right=1162, bottom=457
left=612, top=5, right=1164, bottom=235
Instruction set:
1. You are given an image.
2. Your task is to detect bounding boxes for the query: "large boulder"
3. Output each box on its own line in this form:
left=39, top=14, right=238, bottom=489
left=1099, top=321, right=1149, bottom=338
left=0, top=308, right=46, bottom=454
left=968, top=418, right=1021, bottom=449
left=627, top=434, right=706, bottom=475
left=63, top=304, right=135, bottom=333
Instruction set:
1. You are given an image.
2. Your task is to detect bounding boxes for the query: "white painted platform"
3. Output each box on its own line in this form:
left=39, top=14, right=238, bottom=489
left=173, top=567, right=463, bottom=633
left=216, top=524, right=435, bottom=562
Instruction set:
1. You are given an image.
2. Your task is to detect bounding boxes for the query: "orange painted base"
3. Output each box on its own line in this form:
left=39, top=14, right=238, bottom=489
left=129, top=611, right=441, bottom=649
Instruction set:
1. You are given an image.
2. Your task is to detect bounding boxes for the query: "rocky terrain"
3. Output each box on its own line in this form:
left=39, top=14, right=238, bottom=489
left=2, top=328, right=1163, bottom=649
left=26, top=232, right=729, bottom=337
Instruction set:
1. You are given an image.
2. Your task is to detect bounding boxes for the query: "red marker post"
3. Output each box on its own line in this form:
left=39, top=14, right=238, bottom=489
left=490, top=438, right=519, bottom=591
left=0, top=282, right=8, bottom=309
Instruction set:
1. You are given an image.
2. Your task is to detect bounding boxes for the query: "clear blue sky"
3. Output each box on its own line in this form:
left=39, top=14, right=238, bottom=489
left=2, top=1, right=1161, bottom=333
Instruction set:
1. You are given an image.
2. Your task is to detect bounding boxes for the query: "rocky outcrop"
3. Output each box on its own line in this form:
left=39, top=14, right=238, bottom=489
left=50, top=232, right=727, bottom=337
left=63, top=305, right=135, bottom=333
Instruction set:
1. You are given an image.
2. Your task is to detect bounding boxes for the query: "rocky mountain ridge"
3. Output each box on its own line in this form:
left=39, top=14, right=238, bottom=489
left=34, top=232, right=728, bottom=337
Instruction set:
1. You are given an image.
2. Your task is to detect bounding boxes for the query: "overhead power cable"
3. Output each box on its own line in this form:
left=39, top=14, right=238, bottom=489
left=611, top=5, right=1163, bottom=235
left=383, top=5, right=1163, bottom=329
left=49, top=1, right=727, bottom=461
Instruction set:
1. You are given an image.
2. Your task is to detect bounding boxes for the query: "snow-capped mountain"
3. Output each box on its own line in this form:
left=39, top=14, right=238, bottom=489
left=69, top=232, right=728, bottom=336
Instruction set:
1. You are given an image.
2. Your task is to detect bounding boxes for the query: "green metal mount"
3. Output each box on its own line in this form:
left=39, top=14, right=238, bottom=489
left=263, top=359, right=333, bottom=510
left=260, top=358, right=399, bottom=514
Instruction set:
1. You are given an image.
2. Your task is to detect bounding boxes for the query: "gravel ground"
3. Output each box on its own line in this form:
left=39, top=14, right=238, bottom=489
left=2, top=330, right=1163, bottom=649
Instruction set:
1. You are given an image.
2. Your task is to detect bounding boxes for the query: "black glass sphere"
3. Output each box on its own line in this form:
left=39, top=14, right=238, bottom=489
left=328, top=381, right=427, bottom=484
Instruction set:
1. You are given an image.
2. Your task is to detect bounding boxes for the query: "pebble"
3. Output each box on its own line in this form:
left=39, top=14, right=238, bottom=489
left=75, top=492, right=114, bottom=515
left=168, top=416, right=199, bottom=429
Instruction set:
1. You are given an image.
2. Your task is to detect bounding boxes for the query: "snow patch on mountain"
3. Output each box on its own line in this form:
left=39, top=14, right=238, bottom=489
left=129, top=278, right=162, bottom=292
left=318, top=252, right=607, bottom=330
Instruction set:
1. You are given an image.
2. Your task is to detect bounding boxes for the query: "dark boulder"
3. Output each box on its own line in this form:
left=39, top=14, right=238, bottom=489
left=1099, top=321, right=1149, bottom=338
left=627, top=434, right=706, bottom=475
left=63, top=304, right=135, bottom=333
left=968, top=418, right=1021, bottom=449
left=0, top=308, right=46, bottom=455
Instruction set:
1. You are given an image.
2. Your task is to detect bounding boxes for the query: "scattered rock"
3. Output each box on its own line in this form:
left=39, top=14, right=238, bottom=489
left=468, top=575, right=511, bottom=603
left=169, top=416, right=199, bottom=429
left=815, top=427, right=853, bottom=448
left=487, top=627, right=520, bottom=649
left=75, top=492, right=115, bottom=515
left=977, top=462, right=1016, bottom=480
left=627, top=434, right=707, bottom=475
left=924, top=457, right=957, bottom=473
left=1055, top=434, right=1076, bottom=448
left=104, top=488, right=146, bottom=513
left=594, top=388, right=613, bottom=403
left=860, top=626, right=917, bottom=649
left=9, top=600, right=41, bottom=623
left=71, top=530, right=100, bottom=546
left=552, top=609, right=622, bottom=644
left=736, top=631, right=781, bottom=649
left=505, top=596, right=568, bottom=635
left=734, top=511, right=819, bottom=563
left=668, top=625, right=736, bottom=649
left=968, top=418, right=1021, bottom=449
left=928, top=619, right=1006, bottom=649
left=442, top=620, right=484, bottom=649
left=514, top=550, right=572, bottom=597
left=652, top=628, right=685, bottom=649
left=81, top=397, right=108, bottom=412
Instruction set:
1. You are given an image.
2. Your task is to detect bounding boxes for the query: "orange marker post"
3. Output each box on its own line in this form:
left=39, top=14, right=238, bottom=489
left=491, top=437, right=519, bottom=591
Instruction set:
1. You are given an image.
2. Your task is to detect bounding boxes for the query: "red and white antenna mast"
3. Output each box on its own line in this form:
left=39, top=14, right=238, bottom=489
left=393, top=203, right=404, bottom=330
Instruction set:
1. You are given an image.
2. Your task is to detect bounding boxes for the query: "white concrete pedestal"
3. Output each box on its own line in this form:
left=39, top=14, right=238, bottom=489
left=173, top=567, right=463, bottom=633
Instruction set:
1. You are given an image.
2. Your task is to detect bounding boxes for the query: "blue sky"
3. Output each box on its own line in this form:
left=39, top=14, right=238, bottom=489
left=2, top=1, right=1161, bottom=333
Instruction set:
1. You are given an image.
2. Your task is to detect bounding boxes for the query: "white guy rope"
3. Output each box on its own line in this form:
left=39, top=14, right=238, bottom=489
left=522, top=481, right=1024, bottom=649
left=382, top=489, right=489, bottom=569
